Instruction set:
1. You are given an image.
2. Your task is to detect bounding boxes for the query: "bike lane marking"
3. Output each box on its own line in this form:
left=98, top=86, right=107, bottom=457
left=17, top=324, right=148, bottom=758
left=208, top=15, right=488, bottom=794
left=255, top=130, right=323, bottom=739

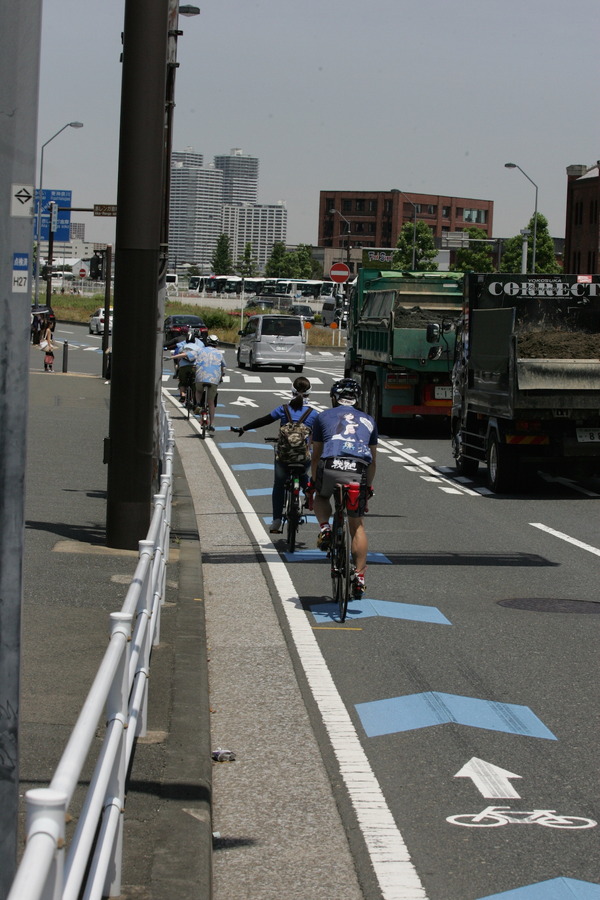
left=475, top=877, right=600, bottom=899
left=194, top=404, right=428, bottom=900
left=355, top=692, right=556, bottom=740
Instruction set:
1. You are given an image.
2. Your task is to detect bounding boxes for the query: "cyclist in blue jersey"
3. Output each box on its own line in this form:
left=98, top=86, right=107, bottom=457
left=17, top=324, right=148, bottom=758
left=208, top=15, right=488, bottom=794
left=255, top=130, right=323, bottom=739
left=311, top=378, right=377, bottom=596
left=234, top=376, right=318, bottom=532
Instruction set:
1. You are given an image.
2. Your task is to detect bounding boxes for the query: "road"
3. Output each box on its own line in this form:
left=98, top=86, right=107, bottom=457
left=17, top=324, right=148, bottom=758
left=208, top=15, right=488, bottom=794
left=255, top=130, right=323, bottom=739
left=53, top=323, right=600, bottom=899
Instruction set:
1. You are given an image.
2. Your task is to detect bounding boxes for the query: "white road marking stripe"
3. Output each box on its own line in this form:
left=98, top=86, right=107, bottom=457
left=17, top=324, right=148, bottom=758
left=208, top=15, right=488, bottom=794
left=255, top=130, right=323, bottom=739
left=379, top=439, right=480, bottom=497
left=164, top=389, right=428, bottom=899
left=530, top=523, right=600, bottom=557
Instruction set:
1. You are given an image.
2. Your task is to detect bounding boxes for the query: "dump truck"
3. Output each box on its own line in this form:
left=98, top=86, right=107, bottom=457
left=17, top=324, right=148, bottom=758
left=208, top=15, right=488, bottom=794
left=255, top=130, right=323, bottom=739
left=344, top=249, right=463, bottom=430
left=451, top=273, right=600, bottom=492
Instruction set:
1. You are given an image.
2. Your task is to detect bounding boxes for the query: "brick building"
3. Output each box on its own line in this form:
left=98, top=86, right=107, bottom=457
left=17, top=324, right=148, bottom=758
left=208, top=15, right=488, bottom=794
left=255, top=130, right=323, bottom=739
left=564, top=163, right=600, bottom=274
left=318, top=189, right=493, bottom=262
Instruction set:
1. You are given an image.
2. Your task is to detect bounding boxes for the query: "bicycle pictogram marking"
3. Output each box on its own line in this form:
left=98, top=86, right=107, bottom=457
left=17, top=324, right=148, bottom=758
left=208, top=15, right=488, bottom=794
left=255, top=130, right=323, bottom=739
left=447, top=805, right=597, bottom=829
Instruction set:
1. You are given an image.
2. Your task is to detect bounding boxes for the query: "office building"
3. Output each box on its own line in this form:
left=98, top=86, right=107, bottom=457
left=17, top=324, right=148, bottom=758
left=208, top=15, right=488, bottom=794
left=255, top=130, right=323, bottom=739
left=319, top=189, right=494, bottom=264
left=222, top=202, right=287, bottom=271
left=214, top=148, right=259, bottom=204
left=169, top=151, right=223, bottom=269
left=564, top=163, right=600, bottom=274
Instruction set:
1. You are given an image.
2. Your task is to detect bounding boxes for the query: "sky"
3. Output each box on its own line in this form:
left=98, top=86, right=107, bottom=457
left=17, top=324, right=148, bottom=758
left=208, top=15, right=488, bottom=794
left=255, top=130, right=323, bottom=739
left=38, top=0, right=600, bottom=251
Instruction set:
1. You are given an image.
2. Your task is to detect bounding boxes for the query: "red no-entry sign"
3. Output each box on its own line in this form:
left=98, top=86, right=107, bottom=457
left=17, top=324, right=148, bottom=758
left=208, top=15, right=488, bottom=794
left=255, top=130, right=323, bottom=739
left=329, top=262, right=350, bottom=283
left=79, top=268, right=87, bottom=278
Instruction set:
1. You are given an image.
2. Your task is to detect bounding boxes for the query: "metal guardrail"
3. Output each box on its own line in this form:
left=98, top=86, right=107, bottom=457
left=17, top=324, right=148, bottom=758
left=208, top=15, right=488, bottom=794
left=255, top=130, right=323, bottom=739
left=8, top=403, right=175, bottom=900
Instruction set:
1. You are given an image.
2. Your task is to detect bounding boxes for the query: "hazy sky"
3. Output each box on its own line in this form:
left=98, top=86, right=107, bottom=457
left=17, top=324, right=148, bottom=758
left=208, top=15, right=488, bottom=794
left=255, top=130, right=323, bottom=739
left=38, top=0, right=600, bottom=250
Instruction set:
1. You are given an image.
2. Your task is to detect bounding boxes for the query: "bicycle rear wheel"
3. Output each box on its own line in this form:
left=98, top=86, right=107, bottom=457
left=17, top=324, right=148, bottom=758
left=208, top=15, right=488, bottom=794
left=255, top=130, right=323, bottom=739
left=332, top=512, right=351, bottom=622
left=200, top=389, right=208, bottom=439
left=285, top=479, right=300, bottom=553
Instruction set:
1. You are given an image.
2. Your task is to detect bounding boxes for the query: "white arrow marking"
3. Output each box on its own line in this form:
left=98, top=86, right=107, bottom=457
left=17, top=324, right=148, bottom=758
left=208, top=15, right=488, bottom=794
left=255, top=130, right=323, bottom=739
left=455, top=757, right=522, bottom=799
left=229, top=395, right=259, bottom=407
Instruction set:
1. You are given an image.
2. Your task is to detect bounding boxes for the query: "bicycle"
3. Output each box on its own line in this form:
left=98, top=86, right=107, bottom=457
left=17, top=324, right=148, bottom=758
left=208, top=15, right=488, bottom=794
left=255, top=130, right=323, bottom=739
left=264, top=437, right=307, bottom=552
left=229, top=428, right=308, bottom=552
left=446, top=805, right=597, bottom=829
left=196, top=384, right=210, bottom=439
left=329, top=482, right=359, bottom=623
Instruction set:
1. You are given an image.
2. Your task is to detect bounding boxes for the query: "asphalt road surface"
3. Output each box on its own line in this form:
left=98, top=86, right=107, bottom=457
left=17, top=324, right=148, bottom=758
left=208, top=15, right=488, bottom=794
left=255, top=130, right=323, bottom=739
left=53, top=324, right=600, bottom=900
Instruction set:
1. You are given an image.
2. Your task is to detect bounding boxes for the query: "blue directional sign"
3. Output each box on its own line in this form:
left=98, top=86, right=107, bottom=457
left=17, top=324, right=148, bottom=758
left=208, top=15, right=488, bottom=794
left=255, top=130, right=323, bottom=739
left=33, top=189, right=72, bottom=242
left=476, top=878, right=600, bottom=899
left=356, top=692, right=557, bottom=740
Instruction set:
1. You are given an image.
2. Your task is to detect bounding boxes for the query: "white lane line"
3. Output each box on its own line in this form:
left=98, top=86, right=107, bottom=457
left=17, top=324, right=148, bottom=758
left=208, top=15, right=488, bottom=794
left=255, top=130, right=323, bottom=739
left=164, top=389, right=428, bottom=900
left=379, top=439, right=480, bottom=497
left=530, top=523, right=600, bottom=558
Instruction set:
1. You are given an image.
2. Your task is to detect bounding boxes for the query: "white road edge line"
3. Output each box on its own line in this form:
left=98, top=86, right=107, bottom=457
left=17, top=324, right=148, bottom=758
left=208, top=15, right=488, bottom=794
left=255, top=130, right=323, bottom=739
left=164, top=389, right=428, bottom=900
left=530, top=522, right=600, bottom=557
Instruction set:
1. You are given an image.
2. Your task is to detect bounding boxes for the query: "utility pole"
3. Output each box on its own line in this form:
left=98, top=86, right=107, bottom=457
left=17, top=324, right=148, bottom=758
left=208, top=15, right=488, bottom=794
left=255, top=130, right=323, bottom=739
left=0, top=1, right=43, bottom=896
left=106, top=0, right=170, bottom=549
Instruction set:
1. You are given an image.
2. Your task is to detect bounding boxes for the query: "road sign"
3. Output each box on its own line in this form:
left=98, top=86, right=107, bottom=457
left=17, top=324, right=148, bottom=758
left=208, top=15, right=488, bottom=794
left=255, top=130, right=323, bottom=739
left=79, top=268, right=87, bottom=278
left=33, top=189, right=72, bottom=241
left=330, top=262, right=350, bottom=283
left=94, top=204, right=117, bottom=217
left=11, top=184, right=34, bottom=217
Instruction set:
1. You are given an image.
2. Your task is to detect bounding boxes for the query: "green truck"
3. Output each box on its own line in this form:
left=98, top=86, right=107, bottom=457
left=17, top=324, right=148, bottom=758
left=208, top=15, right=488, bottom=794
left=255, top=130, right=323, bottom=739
left=452, top=273, right=600, bottom=492
left=344, top=249, right=463, bottom=430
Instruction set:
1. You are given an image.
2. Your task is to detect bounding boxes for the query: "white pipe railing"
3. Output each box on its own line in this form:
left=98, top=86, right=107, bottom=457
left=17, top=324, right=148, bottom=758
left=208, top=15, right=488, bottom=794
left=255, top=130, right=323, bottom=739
left=8, top=405, right=175, bottom=900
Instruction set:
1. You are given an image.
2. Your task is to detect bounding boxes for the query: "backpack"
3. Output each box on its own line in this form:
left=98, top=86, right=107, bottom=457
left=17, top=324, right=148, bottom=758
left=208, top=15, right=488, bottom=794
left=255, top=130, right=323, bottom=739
left=276, top=406, right=312, bottom=466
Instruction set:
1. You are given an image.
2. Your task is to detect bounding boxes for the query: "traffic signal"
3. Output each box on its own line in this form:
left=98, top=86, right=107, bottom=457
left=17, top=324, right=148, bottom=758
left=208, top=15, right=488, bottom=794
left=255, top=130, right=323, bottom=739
left=90, top=255, right=104, bottom=280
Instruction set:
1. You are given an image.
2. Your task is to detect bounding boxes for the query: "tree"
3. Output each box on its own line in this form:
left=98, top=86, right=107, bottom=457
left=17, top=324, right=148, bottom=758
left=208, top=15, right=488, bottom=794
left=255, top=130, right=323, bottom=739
left=237, top=242, right=257, bottom=277
left=211, top=234, right=234, bottom=274
left=500, top=213, right=560, bottom=274
left=393, top=221, right=438, bottom=271
left=265, top=241, right=288, bottom=277
left=450, top=227, right=496, bottom=273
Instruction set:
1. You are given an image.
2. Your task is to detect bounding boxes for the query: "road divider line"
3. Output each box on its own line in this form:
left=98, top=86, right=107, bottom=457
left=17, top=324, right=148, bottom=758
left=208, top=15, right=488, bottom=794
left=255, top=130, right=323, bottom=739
left=530, top=523, right=600, bottom=557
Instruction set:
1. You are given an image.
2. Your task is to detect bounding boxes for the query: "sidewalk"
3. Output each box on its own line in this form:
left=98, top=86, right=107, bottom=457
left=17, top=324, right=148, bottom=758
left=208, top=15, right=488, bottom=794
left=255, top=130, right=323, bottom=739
left=20, top=360, right=365, bottom=899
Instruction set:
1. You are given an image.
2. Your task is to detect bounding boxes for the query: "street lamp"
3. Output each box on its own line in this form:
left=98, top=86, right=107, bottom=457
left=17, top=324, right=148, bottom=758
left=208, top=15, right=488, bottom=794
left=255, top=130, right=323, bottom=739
left=329, top=208, right=351, bottom=269
left=397, top=190, right=417, bottom=270
left=34, top=121, right=83, bottom=306
left=505, top=162, right=538, bottom=273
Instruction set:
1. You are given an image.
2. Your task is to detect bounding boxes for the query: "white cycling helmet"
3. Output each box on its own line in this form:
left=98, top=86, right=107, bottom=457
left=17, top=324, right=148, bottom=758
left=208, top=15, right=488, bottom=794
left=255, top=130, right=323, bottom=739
left=206, top=334, right=219, bottom=346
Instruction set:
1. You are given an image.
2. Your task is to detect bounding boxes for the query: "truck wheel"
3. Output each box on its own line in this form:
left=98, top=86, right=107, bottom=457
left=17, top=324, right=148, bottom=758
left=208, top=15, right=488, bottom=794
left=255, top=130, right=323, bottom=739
left=370, top=386, right=380, bottom=426
left=453, top=430, right=479, bottom=477
left=486, top=435, right=517, bottom=493
left=236, top=349, right=246, bottom=369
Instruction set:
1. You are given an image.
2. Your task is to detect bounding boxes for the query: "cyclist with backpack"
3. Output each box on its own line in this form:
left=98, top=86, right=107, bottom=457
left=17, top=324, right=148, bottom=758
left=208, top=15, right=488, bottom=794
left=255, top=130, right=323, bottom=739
left=311, top=378, right=377, bottom=597
left=232, top=376, right=318, bottom=533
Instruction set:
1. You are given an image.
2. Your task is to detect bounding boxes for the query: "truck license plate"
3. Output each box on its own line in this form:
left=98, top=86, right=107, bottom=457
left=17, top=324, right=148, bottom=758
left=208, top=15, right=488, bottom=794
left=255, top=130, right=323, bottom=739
left=434, top=386, right=452, bottom=400
left=576, top=428, right=600, bottom=443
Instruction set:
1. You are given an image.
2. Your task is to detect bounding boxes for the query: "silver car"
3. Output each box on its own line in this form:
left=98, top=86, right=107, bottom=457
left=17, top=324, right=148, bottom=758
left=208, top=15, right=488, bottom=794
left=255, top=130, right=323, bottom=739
left=237, top=315, right=306, bottom=372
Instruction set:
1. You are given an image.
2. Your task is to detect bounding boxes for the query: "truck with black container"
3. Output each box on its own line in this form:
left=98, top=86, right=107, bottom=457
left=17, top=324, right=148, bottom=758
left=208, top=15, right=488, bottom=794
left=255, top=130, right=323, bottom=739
left=451, top=273, right=600, bottom=492
left=344, top=249, right=463, bottom=431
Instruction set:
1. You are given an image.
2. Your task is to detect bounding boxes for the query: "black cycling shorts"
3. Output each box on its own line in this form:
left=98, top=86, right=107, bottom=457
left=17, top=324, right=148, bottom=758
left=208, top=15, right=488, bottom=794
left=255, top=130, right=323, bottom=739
left=314, top=457, right=368, bottom=518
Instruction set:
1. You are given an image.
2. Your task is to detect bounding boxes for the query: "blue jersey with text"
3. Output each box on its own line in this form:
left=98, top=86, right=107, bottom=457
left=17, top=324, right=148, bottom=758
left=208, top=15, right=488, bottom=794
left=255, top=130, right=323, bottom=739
left=312, top=406, right=378, bottom=463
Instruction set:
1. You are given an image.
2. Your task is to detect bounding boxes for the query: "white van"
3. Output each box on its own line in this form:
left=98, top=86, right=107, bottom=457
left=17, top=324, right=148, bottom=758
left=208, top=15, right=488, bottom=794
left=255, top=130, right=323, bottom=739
left=237, top=315, right=306, bottom=372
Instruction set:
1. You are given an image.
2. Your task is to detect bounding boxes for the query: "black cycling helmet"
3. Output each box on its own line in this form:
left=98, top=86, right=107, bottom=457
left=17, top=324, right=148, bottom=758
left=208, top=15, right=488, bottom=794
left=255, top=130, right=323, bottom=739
left=330, top=378, right=361, bottom=406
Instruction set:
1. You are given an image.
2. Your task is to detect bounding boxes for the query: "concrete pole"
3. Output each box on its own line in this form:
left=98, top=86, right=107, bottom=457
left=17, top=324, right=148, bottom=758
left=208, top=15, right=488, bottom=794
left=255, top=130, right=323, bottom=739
left=106, top=0, right=170, bottom=549
left=0, top=1, right=42, bottom=895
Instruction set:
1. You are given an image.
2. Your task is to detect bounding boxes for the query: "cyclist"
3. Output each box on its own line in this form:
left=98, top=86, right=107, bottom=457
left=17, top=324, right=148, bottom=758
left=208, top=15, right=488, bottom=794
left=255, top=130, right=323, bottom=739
left=170, top=331, right=200, bottom=404
left=234, top=376, right=318, bottom=533
left=311, top=378, right=377, bottom=597
left=193, top=334, right=226, bottom=432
